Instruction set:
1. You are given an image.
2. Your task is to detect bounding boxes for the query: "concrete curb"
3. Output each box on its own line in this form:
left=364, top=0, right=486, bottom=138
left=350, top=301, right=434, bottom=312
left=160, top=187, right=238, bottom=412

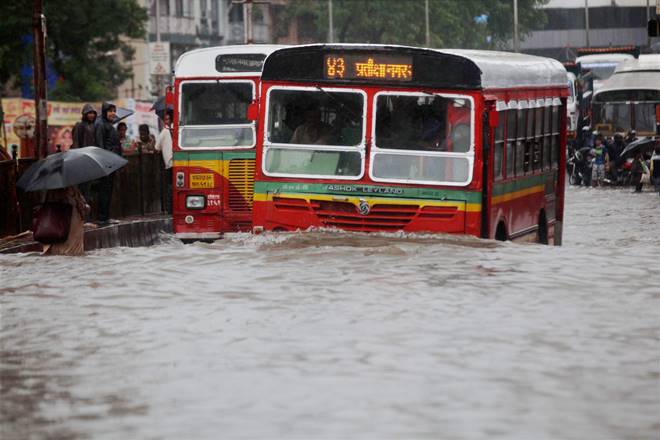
left=0, top=217, right=172, bottom=254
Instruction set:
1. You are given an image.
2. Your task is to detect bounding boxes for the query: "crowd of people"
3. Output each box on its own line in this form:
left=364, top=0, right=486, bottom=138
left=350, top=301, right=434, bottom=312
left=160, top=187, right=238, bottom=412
left=37, top=102, right=173, bottom=255
left=570, top=127, right=660, bottom=195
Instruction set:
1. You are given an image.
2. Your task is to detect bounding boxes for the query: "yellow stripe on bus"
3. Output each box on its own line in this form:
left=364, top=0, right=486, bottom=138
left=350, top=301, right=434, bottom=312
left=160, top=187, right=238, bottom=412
left=491, top=185, right=545, bottom=205
left=254, top=192, right=482, bottom=212
left=173, top=160, right=225, bottom=175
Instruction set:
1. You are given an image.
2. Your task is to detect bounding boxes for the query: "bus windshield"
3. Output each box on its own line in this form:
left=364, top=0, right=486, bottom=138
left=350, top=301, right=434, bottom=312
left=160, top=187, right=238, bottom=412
left=179, top=81, right=254, bottom=148
left=372, top=93, right=473, bottom=184
left=264, top=88, right=364, bottom=177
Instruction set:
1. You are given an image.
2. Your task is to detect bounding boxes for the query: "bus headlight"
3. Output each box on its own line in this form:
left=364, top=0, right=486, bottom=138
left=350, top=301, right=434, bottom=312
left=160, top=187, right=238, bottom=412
left=186, top=195, right=205, bottom=209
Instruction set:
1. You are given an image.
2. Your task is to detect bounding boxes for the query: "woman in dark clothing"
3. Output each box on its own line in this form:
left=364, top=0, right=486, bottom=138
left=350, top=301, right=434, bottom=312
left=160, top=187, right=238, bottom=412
left=94, top=102, right=120, bottom=224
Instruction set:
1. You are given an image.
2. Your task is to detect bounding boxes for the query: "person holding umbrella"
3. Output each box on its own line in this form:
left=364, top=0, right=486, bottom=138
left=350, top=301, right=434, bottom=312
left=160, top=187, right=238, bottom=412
left=39, top=186, right=90, bottom=255
left=16, top=146, right=128, bottom=255
left=94, top=102, right=121, bottom=225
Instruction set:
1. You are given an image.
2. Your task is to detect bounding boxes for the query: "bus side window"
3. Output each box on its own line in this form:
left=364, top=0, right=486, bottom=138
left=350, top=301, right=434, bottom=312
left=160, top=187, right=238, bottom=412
left=543, top=104, right=552, bottom=169
left=506, top=109, right=516, bottom=178
left=524, top=108, right=534, bottom=173
left=551, top=105, right=560, bottom=168
left=494, top=110, right=505, bottom=180
left=532, top=106, right=543, bottom=171
left=516, top=109, right=526, bottom=176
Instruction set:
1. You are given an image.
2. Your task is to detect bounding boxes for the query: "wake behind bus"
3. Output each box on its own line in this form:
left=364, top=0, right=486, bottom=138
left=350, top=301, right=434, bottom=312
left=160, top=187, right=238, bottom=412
left=252, top=44, right=568, bottom=244
left=170, top=44, right=286, bottom=241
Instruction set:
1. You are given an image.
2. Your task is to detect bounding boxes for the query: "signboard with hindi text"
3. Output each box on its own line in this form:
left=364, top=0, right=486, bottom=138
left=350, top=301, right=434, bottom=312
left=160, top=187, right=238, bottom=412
left=324, top=54, right=413, bottom=82
left=149, top=42, right=171, bottom=75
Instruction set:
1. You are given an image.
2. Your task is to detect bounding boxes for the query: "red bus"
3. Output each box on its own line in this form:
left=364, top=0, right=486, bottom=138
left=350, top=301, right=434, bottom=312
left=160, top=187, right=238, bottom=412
left=170, top=44, right=286, bottom=241
left=252, top=45, right=568, bottom=244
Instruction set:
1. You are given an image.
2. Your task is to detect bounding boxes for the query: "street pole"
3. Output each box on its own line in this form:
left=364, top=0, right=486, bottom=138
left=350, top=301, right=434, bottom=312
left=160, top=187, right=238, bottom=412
left=328, top=0, right=334, bottom=43
left=244, top=0, right=253, bottom=44
left=155, top=0, right=162, bottom=97
left=513, top=0, right=519, bottom=52
left=584, top=0, right=590, bottom=48
left=32, top=0, right=47, bottom=159
left=647, top=0, right=651, bottom=48
left=425, top=0, right=430, bottom=47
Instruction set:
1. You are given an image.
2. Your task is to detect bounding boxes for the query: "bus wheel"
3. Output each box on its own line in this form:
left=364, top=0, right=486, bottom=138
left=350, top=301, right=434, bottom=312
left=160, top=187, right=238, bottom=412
left=495, top=222, right=507, bottom=241
left=537, top=211, right=548, bottom=245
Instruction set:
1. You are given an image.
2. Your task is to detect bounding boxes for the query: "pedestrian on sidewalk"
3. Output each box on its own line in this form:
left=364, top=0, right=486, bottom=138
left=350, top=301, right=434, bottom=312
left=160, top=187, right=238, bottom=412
left=71, top=103, right=98, bottom=216
left=132, top=124, right=156, bottom=154
left=117, top=122, right=134, bottom=155
left=40, top=186, right=90, bottom=256
left=155, top=110, right=173, bottom=214
left=94, top=102, right=121, bottom=225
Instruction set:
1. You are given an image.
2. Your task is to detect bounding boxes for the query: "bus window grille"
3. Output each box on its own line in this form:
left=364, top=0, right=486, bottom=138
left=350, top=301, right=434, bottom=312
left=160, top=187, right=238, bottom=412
left=228, top=159, right=255, bottom=212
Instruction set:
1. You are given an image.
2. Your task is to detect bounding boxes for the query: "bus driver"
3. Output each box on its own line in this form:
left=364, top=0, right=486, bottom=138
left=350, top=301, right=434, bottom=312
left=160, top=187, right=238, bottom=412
left=290, top=104, right=335, bottom=145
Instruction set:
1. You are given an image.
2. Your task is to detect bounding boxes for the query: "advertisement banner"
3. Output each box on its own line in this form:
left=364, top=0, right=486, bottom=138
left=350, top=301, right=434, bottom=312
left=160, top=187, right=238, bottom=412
left=2, top=98, right=159, bottom=157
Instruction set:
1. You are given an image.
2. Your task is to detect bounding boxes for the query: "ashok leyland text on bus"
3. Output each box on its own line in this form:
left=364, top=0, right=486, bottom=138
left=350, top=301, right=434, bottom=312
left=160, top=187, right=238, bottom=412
left=251, top=44, right=568, bottom=244
left=167, top=44, right=287, bottom=242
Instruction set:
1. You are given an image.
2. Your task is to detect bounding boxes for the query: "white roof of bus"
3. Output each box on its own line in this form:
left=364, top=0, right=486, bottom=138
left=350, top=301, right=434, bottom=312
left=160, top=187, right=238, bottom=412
left=594, top=71, right=660, bottom=97
left=439, top=48, right=567, bottom=89
left=174, top=44, right=288, bottom=77
left=613, top=54, right=660, bottom=73
left=576, top=53, right=634, bottom=65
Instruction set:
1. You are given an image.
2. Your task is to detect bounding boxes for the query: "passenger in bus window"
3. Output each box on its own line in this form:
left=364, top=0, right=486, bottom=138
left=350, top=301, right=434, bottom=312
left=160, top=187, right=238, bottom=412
left=290, top=104, right=335, bottom=145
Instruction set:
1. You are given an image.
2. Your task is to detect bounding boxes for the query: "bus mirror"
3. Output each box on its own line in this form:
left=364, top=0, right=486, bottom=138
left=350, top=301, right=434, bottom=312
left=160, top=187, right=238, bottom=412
left=247, top=101, right=259, bottom=121
left=488, top=109, right=499, bottom=128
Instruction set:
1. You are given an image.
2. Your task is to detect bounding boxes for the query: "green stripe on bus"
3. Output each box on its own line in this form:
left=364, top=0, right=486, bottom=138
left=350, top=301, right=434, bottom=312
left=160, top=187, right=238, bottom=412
left=492, top=174, right=548, bottom=196
left=254, top=181, right=482, bottom=203
left=172, top=151, right=256, bottom=161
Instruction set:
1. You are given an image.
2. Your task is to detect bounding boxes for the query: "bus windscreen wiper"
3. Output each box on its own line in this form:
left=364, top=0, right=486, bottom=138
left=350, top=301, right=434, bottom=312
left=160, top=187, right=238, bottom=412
left=315, top=85, right=361, bottom=121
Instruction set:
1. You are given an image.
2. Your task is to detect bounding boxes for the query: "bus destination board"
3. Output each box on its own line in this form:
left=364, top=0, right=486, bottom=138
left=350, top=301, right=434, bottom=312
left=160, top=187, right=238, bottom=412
left=216, top=54, right=267, bottom=73
left=324, top=54, right=413, bottom=81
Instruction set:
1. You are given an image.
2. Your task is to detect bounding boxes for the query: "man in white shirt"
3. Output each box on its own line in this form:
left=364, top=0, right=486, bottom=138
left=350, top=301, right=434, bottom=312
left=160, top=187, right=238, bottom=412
left=155, top=110, right=173, bottom=214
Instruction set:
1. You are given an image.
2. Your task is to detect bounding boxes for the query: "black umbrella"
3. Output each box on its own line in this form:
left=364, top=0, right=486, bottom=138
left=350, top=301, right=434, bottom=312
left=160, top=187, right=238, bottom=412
left=16, top=146, right=128, bottom=192
left=151, top=96, right=173, bottom=120
left=620, top=137, right=657, bottom=158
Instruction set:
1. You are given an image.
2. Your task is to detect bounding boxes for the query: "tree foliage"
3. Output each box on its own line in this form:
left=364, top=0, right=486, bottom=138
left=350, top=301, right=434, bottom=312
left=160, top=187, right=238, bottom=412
left=281, top=0, right=548, bottom=49
left=0, top=0, right=147, bottom=101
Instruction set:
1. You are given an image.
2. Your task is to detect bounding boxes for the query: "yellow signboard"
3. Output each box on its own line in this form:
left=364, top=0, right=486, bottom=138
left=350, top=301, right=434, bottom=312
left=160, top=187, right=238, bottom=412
left=190, top=173, right=214, bottom=189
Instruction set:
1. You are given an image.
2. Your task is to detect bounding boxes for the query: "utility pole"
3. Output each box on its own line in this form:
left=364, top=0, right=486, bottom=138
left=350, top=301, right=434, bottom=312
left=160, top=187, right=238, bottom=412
left=328, top=0, right=334, bottom=43
left=584, top=0, right=590, bottom=48
left=32, top=0, right=47, bottom=158
left=425, top=0, right=430, bottom=47
left=513, top=0, right=519, bottom=52
left=155, top=0, right=162, bottom=97
left=647, top=0, right=651, bottom=48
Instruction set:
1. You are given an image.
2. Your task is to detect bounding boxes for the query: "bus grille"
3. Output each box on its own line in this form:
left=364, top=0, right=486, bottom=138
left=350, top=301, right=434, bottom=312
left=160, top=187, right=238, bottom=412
left=228, top=159, right=255, bottom=212
left=311, top=200, right=418, bottom=231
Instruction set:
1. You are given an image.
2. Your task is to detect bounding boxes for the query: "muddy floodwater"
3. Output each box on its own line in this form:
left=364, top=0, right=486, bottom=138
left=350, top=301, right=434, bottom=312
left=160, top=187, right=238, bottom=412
left=1, top=186, right=659, bottom=439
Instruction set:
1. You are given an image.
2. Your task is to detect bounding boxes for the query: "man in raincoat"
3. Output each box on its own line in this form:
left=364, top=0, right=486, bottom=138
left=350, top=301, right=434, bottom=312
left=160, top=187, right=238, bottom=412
left=94, top=102, right=121, bottom=224
left=71, top=103, right=98, bottom=212
left=71, top=103, right=97, bottom=149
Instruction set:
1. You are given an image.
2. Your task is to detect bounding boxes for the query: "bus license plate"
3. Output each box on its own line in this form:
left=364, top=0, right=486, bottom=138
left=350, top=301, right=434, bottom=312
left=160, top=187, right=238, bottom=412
left=190, top=173, right=214, bottom=188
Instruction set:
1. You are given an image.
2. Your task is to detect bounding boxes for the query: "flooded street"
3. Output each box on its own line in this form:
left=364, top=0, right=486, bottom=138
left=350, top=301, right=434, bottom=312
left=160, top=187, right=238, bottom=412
left=1, top=186, right=659, bottom=439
